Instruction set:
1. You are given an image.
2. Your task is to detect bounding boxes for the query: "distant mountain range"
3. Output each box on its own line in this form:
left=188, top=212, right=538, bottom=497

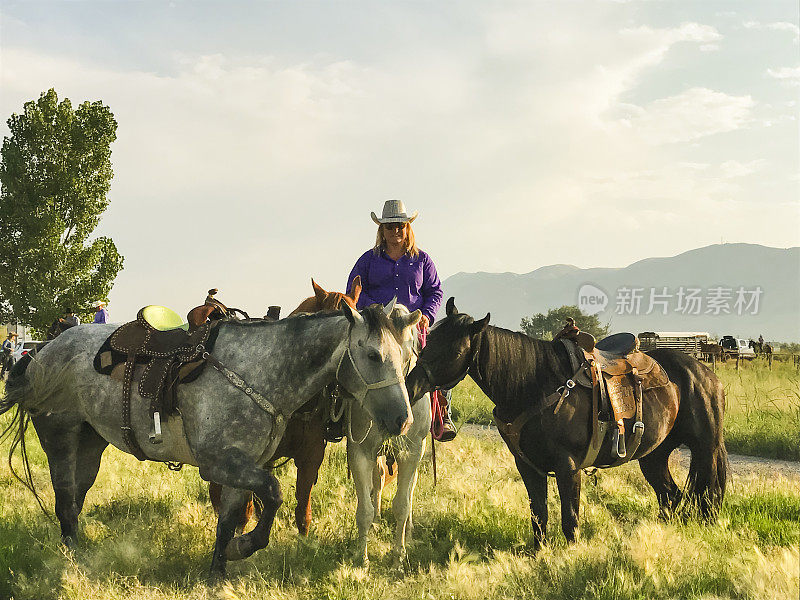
left=441, top=244, right=800, bottom=342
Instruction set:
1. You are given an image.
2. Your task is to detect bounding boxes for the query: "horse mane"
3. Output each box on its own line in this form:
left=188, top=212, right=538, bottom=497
left=222, top=304, right=391, bottom=338
left=475, top=326, right=569, bottom=408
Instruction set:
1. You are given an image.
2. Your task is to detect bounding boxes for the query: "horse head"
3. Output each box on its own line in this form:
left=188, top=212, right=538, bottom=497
left=337, top=302, right=418, bottom=436
left=406, top=297, right=490, bottom=402
left=291, top=277, right=361, bottom=315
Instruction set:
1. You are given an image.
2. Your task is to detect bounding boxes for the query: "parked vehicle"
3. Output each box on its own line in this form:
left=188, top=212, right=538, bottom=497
left=720, top=336, right=755, bottom=359
left=12, top=340, right=45, bottom=364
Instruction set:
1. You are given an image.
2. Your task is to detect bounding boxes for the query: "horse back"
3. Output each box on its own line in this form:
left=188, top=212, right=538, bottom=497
left=647, top=348, right=725, bottom=443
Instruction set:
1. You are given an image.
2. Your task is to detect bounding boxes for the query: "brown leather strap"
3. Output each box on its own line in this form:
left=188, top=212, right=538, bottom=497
left=121, top=353, right=148, bottom=461
left=494, top=410, right=549, bottom=477
left=495, top=359, right=588, bottom=476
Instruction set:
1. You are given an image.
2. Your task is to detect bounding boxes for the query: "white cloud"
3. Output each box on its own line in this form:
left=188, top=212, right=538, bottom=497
left=743, top=20, right=800, bottom=42
left=607, top=88, right=754, bottom=144
left=719, top=159, right=767, bottom=178
left=767, top=66, right=800, bottom=86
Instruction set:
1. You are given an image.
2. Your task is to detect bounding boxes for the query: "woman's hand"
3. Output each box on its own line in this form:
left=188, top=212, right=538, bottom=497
left=419, top=314, right=430, bottom=332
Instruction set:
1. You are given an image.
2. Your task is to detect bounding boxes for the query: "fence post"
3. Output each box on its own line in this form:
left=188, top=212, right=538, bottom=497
left=736, top=355, right=740, bottom=372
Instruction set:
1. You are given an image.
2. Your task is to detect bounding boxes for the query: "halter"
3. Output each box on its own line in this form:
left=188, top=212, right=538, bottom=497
left=335, top=327, right=403, bottom=403
left=417, top=339, right=480, bottom=392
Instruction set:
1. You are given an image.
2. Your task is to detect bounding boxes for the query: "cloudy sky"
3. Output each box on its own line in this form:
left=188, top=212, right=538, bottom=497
left=1, top=1, right=797, bottom=322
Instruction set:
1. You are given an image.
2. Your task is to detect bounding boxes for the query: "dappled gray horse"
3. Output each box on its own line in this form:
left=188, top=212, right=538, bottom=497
left=1, top=304, right=418, bottom=577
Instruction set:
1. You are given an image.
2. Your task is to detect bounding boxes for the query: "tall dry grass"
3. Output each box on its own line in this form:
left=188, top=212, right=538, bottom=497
left=0, top=385, right=797, bottom=599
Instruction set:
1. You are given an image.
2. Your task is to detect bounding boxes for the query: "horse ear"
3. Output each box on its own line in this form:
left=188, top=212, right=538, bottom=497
left=470, top=313, right=490, bottom=335
left=383, top=296, right=397, bottom=316
left=446, top=297, right=458, bottom=316
left=312, top=278, right=327, bottom=303
left=399, top=309, right=422, bottom=330
left=342, top=303, right=362, bottom=325
left=349, top=275, right=362, bottom=304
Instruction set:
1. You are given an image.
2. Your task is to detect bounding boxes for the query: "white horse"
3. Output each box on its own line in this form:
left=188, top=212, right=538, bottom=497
left=346, top=304, right=432, bottom=566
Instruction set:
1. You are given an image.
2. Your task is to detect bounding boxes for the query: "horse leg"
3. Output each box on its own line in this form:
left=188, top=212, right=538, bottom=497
left=294, top=448, right=325, bottom=536
left=197, top=448, right=283, bottom=577
left=554, top=468, right=582, bottom=543
left=74, top=423, right=109, bottom=513
left=209, top=485, right=253, bottom=578
left=515, top=459, right=548, bottom=551
left=209, top=482, right=252, bottom=534
left=31, top=414, right=82, bottom=546
left=638, top=438, right=683, bottom=520
left=347, top=440, right=377, bottom=566
left=372, top=457, right=386, bottom=521
left=391, top=436, right=425, bottom=565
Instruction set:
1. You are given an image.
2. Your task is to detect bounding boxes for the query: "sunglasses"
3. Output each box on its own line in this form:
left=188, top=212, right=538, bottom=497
left=383, top=223, right=406, bottom=231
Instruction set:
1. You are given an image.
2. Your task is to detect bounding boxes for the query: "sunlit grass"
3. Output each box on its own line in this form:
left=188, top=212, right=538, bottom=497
left=0, top=379, right=797, bottom=599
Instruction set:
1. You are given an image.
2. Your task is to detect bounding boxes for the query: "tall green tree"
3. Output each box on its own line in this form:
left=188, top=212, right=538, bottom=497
left=520, top=305, right=610, bottom=340
left=0, top=89, right=124, bottom=333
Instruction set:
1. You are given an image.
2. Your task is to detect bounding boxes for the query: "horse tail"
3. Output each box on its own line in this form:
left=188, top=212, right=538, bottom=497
left=685, top=373, right=728, bottom=521
left=0, top=354, right=50, bottom=516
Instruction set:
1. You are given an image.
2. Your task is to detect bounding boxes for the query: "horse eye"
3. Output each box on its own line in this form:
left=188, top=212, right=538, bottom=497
left=368, top=350, right=382, bottom=362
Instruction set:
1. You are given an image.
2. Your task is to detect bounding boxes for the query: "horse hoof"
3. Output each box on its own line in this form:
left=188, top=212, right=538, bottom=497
left=61, top=535, right=77, bottom=549
left=225, top=536, right=252, bottom=561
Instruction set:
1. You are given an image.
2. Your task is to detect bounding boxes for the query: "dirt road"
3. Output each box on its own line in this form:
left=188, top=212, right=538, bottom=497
left=460, top=424, right=800, bottom=480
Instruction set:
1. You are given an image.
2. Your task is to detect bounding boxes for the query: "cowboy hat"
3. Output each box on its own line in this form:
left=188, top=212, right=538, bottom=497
left=91, top=300, right=108, bottom=308
left=371, top=200, right=418, bottom=225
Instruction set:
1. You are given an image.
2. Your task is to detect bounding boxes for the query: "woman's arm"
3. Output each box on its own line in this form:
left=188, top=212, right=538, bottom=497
left=419, top=252, right=444, bottom=325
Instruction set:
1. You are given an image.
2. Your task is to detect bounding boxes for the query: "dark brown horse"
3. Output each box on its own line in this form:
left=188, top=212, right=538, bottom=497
left=208, top=277, right=361, bottom=534
left=46, top=319, right=76, bottom=340
left=406, top=298, right=728, bottom=550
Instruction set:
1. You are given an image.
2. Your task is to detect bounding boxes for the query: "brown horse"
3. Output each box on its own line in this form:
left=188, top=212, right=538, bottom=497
left=208, top=277, right=361, bottom=534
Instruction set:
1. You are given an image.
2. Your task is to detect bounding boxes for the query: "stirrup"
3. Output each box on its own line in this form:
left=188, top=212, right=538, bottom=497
left=149, top=411, right=164, bottom=444
left=611, top=427, right=626, bottom=458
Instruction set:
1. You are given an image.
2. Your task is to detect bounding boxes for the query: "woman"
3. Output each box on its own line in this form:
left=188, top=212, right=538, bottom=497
left=347, top=200, right=456, bottom=441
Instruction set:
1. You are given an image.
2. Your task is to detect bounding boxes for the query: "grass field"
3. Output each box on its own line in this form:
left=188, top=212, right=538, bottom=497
left=453, top=357, right=800, bottom=461
left=0, top=389, right=798, bottom=598
left=1, top=356, right=799, bottom=600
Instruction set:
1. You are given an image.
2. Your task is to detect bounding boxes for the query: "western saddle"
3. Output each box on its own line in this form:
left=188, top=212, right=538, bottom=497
left=558, top=330, right=671, bottom=469
left=94, top=305, right=218, bottom=461
left=94, top=290, right=284, bottom=462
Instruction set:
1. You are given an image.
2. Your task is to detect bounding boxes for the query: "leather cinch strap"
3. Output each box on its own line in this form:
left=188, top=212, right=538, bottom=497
left=494, top=361, right=587, bottom=478
left=121, top=352, right=149, bottom=461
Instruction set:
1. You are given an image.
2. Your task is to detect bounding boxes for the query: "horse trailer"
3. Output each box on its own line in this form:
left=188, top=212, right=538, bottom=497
left=638, top=331, right=710, bottom=356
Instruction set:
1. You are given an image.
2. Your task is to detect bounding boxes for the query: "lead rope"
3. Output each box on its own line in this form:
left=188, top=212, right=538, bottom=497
left=346, top=399, right=373, bottom=445
left=418, top=323, right=439, bottom=486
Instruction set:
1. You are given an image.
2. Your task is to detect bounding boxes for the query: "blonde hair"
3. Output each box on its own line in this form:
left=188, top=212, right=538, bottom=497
left=374, top=223, right=419, bottom=258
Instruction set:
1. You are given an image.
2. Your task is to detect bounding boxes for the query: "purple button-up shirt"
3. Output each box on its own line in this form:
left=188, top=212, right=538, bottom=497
left=348, top=248, right=443, bottom=324
left=93, top=308, right=109, bottom=324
